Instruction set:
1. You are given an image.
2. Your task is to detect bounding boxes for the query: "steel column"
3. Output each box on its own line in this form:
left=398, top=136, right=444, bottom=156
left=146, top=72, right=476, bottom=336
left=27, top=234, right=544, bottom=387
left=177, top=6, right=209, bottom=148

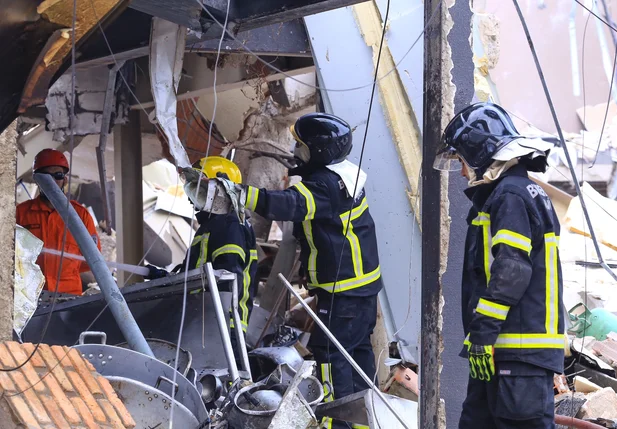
left=421, top=0, right=445, bottom=427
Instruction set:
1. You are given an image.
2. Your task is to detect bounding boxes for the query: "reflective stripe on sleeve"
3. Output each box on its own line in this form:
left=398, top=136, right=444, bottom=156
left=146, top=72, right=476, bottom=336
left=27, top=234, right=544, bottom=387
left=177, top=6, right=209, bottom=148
left=246, top=186, right=259, bottom=211
left=475, top=298, right=510, bottom=321
left=492, top=229, right=532, bottom=254
left=212, top=244, right=246, bottom=263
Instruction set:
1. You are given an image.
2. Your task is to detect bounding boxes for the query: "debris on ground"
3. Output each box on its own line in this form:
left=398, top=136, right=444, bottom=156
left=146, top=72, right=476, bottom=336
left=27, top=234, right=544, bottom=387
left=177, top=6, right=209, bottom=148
left=383, top=366, right=419, bottom=402
left=577, top=387, right=617, bottom=420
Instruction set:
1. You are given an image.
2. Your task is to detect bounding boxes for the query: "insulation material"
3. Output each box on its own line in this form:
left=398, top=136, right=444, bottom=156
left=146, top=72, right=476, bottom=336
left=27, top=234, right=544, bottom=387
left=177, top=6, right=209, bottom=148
left=565, top=182, right=617, bottom=252
left=150, top=18, right=191, bottom=168
left=13, top=226, right=44, bottom=337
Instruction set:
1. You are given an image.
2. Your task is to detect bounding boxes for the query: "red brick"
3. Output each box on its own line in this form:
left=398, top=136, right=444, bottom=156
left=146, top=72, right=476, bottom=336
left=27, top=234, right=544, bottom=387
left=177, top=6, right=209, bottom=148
left=98, top=376, right=135, bottom=428
left=68, top=371, right=107, bottom=422
left=41, top=394, right=72, bottom=429
left=42, top=369, right=82, bottom=424
left=0, top=371, right=16, bottom=393
left=52, top=346, right=74, bottom=369
left=99, top=399, right=130, bottom=429
left=9, top=373, right=51, bottom=425
left=5, top=342, right=46, bottom=393
left=0, top=343, right=17, bottom=368
left=21, top=343, right=46, bottom=368
left=38, top=345, right=74, bottom=392
left=73, top=397, right=101, bottom=429
left=7, top=395, right=41, bottom=428
left=67, top=348, right=103, bottom=396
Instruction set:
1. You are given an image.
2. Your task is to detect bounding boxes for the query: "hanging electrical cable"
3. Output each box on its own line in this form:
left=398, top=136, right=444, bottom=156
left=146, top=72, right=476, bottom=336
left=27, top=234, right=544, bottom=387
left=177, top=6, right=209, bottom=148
left=169, top=0, right=231, bottom=425
left=512, top=0, right=617, bottom=282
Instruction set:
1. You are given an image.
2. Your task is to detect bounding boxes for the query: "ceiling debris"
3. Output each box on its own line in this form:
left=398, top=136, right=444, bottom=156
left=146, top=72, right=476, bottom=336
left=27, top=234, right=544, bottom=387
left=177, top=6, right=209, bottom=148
left=19, top=0, right=129, bottom=113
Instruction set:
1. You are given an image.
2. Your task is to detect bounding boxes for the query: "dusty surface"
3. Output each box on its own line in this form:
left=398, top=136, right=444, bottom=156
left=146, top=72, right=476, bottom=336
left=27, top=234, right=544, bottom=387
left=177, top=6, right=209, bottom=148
left=233, top=99, right=312, bottom=239
left=0, top=121, right=17, bottom=341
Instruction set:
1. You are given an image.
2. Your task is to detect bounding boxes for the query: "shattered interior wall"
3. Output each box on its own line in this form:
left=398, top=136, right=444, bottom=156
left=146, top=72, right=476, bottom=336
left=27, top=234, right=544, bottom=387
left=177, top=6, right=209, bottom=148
left=233, top=96, right=315, bottom=239
left=0, top=121, right=17, bottom=340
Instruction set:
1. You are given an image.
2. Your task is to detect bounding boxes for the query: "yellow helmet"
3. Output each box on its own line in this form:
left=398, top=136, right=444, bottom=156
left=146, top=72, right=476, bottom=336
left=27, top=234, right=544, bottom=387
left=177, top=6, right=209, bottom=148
left=193, top=156, right=243, bottom=184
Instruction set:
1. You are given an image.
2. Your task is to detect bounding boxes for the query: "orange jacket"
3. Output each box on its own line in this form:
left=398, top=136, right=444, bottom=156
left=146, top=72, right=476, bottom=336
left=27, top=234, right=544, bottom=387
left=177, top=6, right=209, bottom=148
left=16, top=196, right=101, bottom=295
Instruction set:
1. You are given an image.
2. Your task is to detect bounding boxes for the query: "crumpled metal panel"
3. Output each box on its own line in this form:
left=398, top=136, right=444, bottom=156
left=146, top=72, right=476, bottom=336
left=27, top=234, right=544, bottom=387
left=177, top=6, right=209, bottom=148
left=13, top=225, right=45, bottom=338
left=150, top=17, right=191, bottom=168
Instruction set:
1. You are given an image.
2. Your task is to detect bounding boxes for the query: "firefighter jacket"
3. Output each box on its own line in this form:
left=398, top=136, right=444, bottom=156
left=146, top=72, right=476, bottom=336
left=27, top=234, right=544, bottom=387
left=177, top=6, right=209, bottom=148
left=183, top=211, right=258, bottom=331
left=244, top=167, right=383, bottom=297
left=461, top=164, right=565, bottom=373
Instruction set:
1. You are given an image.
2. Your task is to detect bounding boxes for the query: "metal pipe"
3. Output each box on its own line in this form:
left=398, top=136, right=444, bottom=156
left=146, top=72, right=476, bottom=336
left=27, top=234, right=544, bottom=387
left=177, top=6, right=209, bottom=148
left=231, top=275, right=252, bottom=380
left=205, top=263, right=239, bottom=381
left=278, top=274, right=412, bottom=429
left=555, top=415, right=605, bottom=429
left=33, top=173, right=154, bottom=357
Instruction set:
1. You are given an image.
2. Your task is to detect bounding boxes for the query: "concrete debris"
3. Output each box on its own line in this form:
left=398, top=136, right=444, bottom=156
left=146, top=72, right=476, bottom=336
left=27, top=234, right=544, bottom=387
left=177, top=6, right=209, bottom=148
left=577, top=387, right=617, bottom=420
left=571, top=336, right=615, bottom=373
left=384, top=366, right=419, bottom=402
left=575, top=376, right=603, bottom=394
left=476, top=13, right=500, bottom=70
left=555, top=392, right=586, bottom=421
left=45, top=67, right=129, bottom=142
left=13, top=226, right=45, bottom=338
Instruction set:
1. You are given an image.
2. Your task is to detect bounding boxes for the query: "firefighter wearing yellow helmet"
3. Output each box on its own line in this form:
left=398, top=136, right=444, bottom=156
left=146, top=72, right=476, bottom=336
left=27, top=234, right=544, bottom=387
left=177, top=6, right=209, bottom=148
left=147, top=156, right=258, bottom=365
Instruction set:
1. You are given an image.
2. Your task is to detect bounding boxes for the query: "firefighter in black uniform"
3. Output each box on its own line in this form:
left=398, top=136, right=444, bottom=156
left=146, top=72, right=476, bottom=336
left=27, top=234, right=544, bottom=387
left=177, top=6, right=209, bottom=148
left=208, top=113, right=381, bottom=429
left=147, top=157, right=258, bottom=358
left=435, top=102, right=564, bottom=429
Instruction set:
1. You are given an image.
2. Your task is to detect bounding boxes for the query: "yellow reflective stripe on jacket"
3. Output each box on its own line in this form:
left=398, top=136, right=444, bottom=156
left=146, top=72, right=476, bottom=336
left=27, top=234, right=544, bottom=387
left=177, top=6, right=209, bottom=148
left=492, top=229, right=532, bottom=255
left=339, top=197, right=369, bottom=277
left=308, top=266, right=381, bottom=293
left=246, top=186, right=259, bottom=211
left=239, top=249, right=259, bottom=331
left=320, top=363, right=333, bottom=429
left=495, top=333, right=566, bottom=349
left=472, top=212, right=492, bottom=284
left=193, top=233, right=210, bottom=267
left=295, top=182, right=319, bottom=284
left=212, top=244, right=246, bottom=263
left=464, top=333, right=566, bottom=349
left=294, top=182, right=316, bottom=220
left=545, top=233, right=560, bottom=335
left=476, top=298, right=510, bottom=321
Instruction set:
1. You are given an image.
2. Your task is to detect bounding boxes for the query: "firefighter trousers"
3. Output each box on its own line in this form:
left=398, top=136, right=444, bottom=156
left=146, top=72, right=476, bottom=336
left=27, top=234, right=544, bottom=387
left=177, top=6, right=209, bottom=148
left=459, top=361, right=555, bottom=429
left=310, top=293, right=378, bottom=429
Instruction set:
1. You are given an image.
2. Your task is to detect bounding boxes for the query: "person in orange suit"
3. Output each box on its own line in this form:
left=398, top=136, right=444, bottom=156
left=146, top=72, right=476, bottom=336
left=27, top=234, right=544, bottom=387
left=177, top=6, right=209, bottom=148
left=16, top=149, right=101, bottom=295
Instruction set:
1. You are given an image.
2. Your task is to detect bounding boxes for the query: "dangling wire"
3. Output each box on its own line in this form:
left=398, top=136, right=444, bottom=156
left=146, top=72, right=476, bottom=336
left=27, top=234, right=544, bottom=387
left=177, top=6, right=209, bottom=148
left=512, top=0, right=617, bottom=282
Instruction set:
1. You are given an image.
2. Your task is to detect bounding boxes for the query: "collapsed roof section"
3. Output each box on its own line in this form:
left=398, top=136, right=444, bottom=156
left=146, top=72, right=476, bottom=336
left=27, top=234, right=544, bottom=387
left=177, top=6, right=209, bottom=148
left=0, top=0, right=369, bottom=134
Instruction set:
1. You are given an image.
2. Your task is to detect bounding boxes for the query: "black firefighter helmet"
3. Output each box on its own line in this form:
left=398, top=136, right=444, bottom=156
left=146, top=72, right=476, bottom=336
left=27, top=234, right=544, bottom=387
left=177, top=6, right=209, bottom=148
left=290, top=113, right=353, bottom=171
left=434, top=102, right=521, bottom=173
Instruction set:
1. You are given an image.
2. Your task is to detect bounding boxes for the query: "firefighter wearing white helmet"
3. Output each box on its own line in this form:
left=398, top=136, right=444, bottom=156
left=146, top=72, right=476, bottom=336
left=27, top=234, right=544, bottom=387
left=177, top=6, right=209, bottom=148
left=435, top=102, right=564, bottom=429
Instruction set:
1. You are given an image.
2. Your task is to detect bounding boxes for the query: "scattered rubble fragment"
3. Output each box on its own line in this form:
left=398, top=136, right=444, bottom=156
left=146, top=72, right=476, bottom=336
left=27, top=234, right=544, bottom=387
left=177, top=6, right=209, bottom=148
left=577, top=387, right=617, bottom=420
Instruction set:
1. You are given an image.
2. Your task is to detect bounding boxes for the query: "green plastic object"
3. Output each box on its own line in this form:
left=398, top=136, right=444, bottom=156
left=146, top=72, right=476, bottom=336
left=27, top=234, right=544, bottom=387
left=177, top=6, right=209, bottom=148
left=568, top=303, right=617, bottom=341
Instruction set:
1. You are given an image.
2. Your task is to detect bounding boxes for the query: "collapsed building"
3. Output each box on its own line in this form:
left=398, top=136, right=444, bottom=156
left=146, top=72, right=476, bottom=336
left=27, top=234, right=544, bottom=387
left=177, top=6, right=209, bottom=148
left=2, top=0, right=617, bottom=428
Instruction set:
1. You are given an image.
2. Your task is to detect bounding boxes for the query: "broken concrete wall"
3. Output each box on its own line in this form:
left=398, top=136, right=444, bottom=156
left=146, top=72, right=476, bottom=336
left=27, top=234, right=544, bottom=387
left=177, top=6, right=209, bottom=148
left=233, top=95, right=315, bottom=240
left=45, top=66, right=129, bottom=142
left=0, top=122, right=17, bottom=341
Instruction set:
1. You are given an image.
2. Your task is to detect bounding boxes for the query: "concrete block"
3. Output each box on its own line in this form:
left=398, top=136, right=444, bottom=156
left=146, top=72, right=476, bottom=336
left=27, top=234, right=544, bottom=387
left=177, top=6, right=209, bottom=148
left=555, top=392, right=586, bottom=422
left=577, top=387, right=617, bottom=420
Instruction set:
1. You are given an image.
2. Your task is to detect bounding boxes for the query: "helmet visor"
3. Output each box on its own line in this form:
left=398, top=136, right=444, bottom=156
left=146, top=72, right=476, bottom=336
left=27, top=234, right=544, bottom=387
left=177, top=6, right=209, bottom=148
left=433, top=144, right=462, bottom=171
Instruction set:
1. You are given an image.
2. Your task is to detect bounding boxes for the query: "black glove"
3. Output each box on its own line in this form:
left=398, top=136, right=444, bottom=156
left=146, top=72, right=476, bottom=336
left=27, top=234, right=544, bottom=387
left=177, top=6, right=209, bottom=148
left=145, top=264, right=168, bottom=280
